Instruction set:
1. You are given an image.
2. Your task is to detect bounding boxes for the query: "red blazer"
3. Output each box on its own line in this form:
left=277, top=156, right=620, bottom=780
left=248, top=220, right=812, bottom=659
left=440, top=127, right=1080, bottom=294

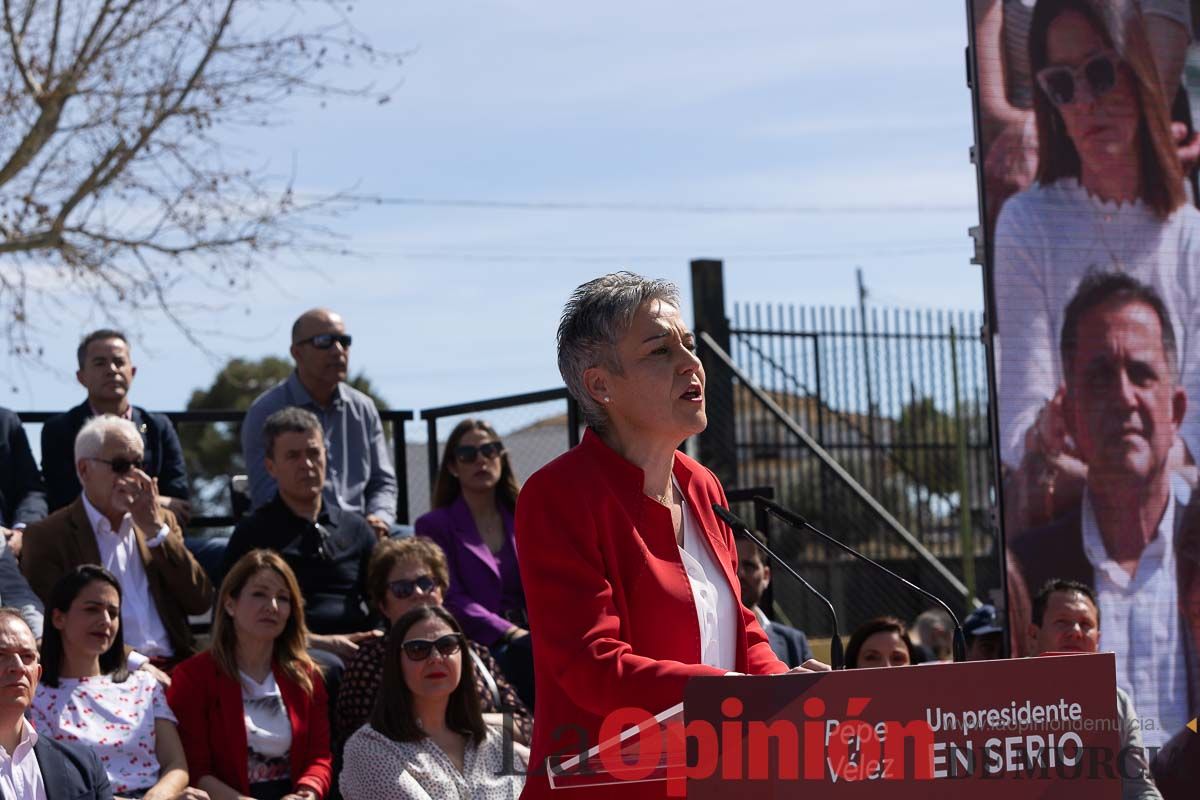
left=516, top=429, right=787, bottom=799
left=166, top=650, right=333, bottom=798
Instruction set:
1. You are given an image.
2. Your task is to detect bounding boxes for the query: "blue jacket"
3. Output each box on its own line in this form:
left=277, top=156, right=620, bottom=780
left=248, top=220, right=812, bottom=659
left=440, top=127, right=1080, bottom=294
left=40, top=401, right=189, bottom=512
left=34, top=733, right=112, bottom=800
left=0, top=408, right=46, bottom=527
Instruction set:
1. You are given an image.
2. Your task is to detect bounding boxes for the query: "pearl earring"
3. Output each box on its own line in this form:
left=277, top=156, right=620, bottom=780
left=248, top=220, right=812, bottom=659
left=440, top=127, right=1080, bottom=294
left=603, top=396, right=610, bottom=403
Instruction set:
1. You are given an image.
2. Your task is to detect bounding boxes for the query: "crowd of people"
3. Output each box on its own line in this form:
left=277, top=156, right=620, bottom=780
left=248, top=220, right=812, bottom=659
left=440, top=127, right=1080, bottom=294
left=0, top=269, right=1192, bottom=799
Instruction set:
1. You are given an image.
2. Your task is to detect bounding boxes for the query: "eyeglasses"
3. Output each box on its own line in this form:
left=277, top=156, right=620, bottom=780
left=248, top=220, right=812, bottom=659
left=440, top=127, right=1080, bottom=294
left=401, top=633, right=463, bottom=661
left=387, top=575, right=440, bottom=599
left=453, top=441, right=504, bottom=463
left=88, top=457, right=144, bottom=475
left=297, top=333, right=353, bottom=350
left=1035, top=51, right=1120, bottom=108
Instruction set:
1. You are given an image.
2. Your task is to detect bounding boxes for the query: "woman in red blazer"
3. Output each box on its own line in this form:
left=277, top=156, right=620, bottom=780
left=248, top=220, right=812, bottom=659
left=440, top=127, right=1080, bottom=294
left=517, top=273, right=827, bottom=799
left=167, top=549, right=333, bottom=800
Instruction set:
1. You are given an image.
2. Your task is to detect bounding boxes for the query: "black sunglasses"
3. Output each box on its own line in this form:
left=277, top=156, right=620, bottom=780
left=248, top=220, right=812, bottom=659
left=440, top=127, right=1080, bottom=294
left=89, top=457, right=144, bottom=475
left=298, top=333, right=353, bottom=350
left=453, top=441, right=504, bottom=463
left=1036, top=51, right=1120, bottom=108
left=401, top=633, right=463, bottom=661
left=388, top=575, right=440, bottom=599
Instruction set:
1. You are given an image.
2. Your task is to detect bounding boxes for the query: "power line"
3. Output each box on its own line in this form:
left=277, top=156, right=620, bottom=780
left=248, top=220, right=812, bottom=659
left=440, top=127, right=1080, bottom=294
left=317, top=194, right=975, bottom=216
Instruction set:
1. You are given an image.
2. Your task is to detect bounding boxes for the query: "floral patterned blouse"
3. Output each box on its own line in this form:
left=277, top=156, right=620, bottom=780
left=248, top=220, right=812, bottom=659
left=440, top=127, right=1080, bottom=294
left=29, top=670, right=175, bottom=794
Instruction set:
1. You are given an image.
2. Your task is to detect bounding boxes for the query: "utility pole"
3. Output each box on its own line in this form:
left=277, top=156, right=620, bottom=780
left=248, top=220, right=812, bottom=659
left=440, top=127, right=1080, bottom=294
left=857, top=267, right=882, bottom=497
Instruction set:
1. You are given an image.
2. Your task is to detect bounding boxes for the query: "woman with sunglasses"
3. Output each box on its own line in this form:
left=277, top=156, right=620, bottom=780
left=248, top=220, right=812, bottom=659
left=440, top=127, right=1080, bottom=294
left=168, top=549, right=332, bottom=800
left=415, top=419, right=533, bottom=705
left=30, top=565, right=202, bottom=800
left=995, top=0, right=1200, bottom=529
left=340, top=605, right=526, bottom=800
left=335, top=537, right=532, bottom=750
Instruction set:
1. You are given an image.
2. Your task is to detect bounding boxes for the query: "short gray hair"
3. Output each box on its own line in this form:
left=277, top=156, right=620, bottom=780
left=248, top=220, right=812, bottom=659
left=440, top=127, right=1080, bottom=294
left=262, top=407, right=323, bottom=459
left=74, top=415, right=143, bottom=464
left=556, top=272, right=681, bottom=430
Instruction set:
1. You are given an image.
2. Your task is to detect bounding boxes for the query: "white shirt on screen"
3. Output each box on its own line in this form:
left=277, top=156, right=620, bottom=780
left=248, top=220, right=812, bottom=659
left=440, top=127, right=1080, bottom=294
left=1080, top=486, right=1189, bottom=750
left=0, top=718, right=47, bottom=800
left=80, top=492, right=173, bottom=657
left=675, top=478, right=738, bottom=672
left=992, top=178, right=1200, bottom=466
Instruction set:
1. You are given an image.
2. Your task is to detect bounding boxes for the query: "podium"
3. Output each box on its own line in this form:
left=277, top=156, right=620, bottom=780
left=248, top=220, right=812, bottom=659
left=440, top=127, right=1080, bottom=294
left=547, top=653, right=1123, bottom=798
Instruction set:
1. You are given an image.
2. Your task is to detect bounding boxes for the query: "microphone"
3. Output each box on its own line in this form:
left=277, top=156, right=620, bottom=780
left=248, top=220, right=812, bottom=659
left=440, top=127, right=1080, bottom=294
left=712, top=503, right=845, bottom=670
left=753, top=495, right=967, bottom=663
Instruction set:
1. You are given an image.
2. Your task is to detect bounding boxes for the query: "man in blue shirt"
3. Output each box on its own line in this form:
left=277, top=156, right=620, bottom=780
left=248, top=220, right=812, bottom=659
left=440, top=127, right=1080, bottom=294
left=241, top=308, right=399, bottom=538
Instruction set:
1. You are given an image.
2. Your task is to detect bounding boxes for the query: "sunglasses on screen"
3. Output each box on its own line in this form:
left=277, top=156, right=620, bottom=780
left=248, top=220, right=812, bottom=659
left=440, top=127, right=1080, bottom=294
left=1035, top=51, right=1120, bottom=108
left=298, top=333, right=353, bottom=350
left=453, top=441, right=504, bottom=463
left=387, top=575, right=440, bottom=599
left=89, top=457, right=144, bottom=475
left=401, top=633, right=464, bottom=661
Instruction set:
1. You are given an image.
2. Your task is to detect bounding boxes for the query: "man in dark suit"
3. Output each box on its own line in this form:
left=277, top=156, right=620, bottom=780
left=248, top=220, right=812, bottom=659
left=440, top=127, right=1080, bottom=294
left=1007, top=273, right=1197, bottom=751
left=40, top=329, right=190, bottom=520
left=0, top=406, right=47, bottom=556
left=22, top=415, right=212, bottom=665
left=0, top=608, right=111, bottom=799
left=734, top=530, right=814, bottom=668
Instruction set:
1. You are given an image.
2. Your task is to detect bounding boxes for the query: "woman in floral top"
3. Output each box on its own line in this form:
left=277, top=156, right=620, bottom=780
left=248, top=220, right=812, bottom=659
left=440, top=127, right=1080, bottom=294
left=30, top=565, right=196, bottom=800
left=336, top=538, right=531, bottom=751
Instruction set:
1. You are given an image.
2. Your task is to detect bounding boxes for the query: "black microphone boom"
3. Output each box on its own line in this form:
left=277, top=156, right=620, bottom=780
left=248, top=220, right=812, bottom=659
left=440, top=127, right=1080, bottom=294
left=753, top=495, right=968, bottom=663
left=712, top=503, right=845, bottom=670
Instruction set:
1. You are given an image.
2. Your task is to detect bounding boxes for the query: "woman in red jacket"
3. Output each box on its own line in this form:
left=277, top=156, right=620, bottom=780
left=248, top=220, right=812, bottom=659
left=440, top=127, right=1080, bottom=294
left=168, top=549, right=333, bottom=800
left=517, top=272, right=827, bottom=799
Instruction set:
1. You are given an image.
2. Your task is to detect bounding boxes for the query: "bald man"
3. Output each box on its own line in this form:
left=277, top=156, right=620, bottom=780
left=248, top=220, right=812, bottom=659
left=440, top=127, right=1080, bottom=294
left=241, top=309, right=399, bottom=539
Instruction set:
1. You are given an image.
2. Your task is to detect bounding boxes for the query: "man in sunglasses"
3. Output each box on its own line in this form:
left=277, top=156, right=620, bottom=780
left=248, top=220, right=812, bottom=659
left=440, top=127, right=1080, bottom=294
left=40, top=329, right=190, bottom=520
left=241, top=308, right=400, bottom=539
left=21, top=415, right=213, bottom=670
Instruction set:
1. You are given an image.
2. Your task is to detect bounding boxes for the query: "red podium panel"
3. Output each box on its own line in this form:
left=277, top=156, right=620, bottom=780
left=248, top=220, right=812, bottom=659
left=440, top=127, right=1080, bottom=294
left=549, top=654, right=1122, bottom=798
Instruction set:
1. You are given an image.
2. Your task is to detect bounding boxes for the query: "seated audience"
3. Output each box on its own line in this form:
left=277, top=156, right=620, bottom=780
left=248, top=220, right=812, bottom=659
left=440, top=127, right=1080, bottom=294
left=0, top=405, right=47, bottom=555
left=1026, top=578, right=1161, bottom=800
left=224, top=408, right=379, bottom=676
left=22, top=416, right=213, bottom=667
left=733, top=530, right=813, bottom=668
left=169, top=549, right=332, bottom=800
left=30, top=565, right=194, bottom=800
left=963, top=604, right=1005, bottom=661
left=910, top=608, right=953, bottom=664
left=415, top=419, right=532, bottom=706
left=340, top=605, right=526, bottom=800
left=0, top=609, right=112, bottom=800
left=336, top=538, right=532, bottom=751
left=41, top=330, right=189, bottom=520
left=845, top=616, right=914, bottom=669
left=240, top=308, right=399, bottom=538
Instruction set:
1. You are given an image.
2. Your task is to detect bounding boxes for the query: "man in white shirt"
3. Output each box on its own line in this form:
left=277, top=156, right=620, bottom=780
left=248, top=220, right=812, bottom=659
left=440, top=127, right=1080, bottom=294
left=1009, top=273, right=1196, bottom=750
left=21, top=416, right=212, bottom=665
left=0, top=609, right=110, bottom=799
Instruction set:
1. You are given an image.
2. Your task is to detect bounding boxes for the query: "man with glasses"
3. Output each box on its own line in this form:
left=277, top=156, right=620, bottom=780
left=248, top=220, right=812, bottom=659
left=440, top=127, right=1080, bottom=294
left=0, top=609, right=112, bottom=800
left=41, top=330, right=190, bottom=519
left=241, top=308, right=400, bottom=539
left=20, top=416, right=213, bottom=669
left=225, top=408, right=380, bottom=700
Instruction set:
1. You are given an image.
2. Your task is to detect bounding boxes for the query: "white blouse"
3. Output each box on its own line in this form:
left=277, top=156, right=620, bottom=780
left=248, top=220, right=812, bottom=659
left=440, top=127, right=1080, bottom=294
left=241, top=670, right=292, bottom=785
left=28, top=670, right=175, bottom=794
left=340, top=725, right=525, bottom=800
left=675, top=479, right=739, bottom=671
left=993, top=178, right=1200, bottom=466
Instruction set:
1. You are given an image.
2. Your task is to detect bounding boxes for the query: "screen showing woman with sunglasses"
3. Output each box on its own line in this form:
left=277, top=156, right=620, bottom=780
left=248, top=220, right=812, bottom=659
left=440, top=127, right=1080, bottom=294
left=991, top=0, right=1200, bottom=534
left=414, top=418, right=533, bottom=708
left=340, top=605, right=526, bottom=800
left=335, top=537, right=532, bottom=754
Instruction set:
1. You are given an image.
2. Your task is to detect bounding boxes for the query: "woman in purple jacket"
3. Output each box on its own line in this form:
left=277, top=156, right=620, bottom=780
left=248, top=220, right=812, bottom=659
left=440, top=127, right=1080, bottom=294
left=414, top=418, right=532, bottom=706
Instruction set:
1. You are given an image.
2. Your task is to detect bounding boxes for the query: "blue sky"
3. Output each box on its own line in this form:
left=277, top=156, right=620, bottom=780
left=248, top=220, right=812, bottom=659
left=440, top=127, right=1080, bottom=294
left=8, top=0, right=985, bottom=419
